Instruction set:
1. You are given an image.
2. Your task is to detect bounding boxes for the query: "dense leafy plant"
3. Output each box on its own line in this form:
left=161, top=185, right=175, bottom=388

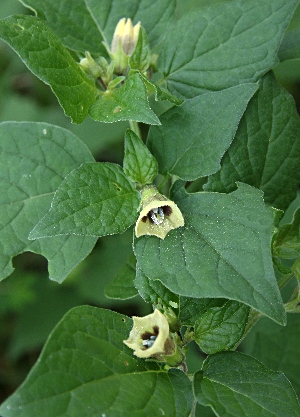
left=1, top=0, right=300, bottom=416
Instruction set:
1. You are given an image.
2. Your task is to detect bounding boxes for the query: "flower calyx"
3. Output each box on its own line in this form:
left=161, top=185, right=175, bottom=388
left=135, top=185, right=184, bottom=239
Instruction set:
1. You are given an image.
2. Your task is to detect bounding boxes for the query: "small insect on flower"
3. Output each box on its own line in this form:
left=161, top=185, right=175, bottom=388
left=135, top=186, right=184, bottom=239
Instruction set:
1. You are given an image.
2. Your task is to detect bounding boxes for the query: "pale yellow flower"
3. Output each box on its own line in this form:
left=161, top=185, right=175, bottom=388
left=111, top=18, right=141, bottom=55
left=135, top=186, right=184, bottom=239
left=124, top=309, right=173, bottom=358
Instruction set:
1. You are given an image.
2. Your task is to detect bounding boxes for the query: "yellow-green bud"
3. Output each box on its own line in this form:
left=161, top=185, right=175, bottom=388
left=110, top=18, right=141, bottom=74
left=135, top=185, right=184, bottom=239
left=79, top=51, right=102, bottom=79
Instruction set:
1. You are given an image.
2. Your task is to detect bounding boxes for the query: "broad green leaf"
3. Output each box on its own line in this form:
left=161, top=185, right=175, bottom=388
left=147, top=83, right=257, bottom=181
left=0, top=15, right=97, bottom=123
left=241, top=314, right=300, bottom=397
left=85, top=0, right=176, bottom=51
left=89, top=73, right=160, bottom=125
left=159, top=0, right=299, bottom=98
left=105, top=252, right=138, bottom=300
left=135, top=267, right=229, bottom=327
left=135, top=264, right=180, bottom=307
left=30, top=162, right=140, bottom=238
left=273, top=207, right=300, bottom=259
left=0, top=122, right=97, bottom=282
left=134, top=182, right=285, bottom=324
left=194, top=351, right=300, bottom=417
left=205, top=73, right=300, bottom=211
left=20, top=0, right=106, bottom=54
left=194, top=301, right=249, bottom=354
left=0, top=306, right=193, bottom=417
left=123, top=129, right=158, bottom=185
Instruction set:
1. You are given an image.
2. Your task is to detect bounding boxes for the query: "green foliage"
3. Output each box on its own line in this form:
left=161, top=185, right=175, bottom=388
left=30, top=162, right=140, bottom=238
left=0, top=307, right=193, bottom=417
left=148, top=83, right=258, bottom=180
left=241, top=314, right=300, bottom=398
left=20, top=0, right=106, bottom=54
left=1, top=0, right=300, bottom=415
left=123, top=129, right=158, bottom=185
left=205, top=72, right=300, bottom=210
left=89, top=73, right=160, bottom=124
left=0, top=122, right=97, bottom=282
left=194, top=351, right=300, bottom=417
left=134, top=183, right=285, bottom=323
left=0, top=15, right=97, bottom=123
left=194, top=301, right=249, bottom=354
left=159, top=0, right=298, bottom=97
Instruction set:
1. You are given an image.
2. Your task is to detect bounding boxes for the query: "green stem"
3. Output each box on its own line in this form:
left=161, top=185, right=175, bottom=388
left=278, top=273, right=294, bottom=290
left=129, top=120, right=141, bottom=139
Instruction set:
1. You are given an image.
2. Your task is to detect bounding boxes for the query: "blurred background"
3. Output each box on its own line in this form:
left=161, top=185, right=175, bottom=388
left=1, top=0, right=300, bottom=403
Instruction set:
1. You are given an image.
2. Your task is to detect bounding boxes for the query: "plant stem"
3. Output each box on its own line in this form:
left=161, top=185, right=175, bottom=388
left=278, top=273, right=294, bottom=290
left=129, top=120, right=141, bottom=138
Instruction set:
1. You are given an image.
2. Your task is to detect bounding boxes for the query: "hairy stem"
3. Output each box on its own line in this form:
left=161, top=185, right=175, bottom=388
left=129, top=120, right=141, bottom=138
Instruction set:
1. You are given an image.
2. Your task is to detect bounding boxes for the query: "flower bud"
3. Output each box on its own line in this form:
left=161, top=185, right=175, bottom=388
left=110, top=18, right=141, bottom=74
left=79, top=52, right=114, bottom=86
left=135, top=185, right=184, bottom=239
left=79, top=51, right=102, bottom=79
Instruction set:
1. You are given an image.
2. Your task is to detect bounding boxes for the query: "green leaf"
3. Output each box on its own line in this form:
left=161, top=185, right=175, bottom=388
left=129, top=26, right=151, bottom=72
left=135, top=264, right=180, bottom=307
left=0, top=306, right=193, bottom=417
left=159, top=0, right=299, bottom=98
left=135, top=268, right=231, bottom=327
left=20, top=0, right=106, bottom=54
left=123, top=129, right=158, bottom=185
left=194, top=301, right=250, bottom=354
left=89, top=73, right=160, bottom=124
left=85, top=0, right=176, bottom=51
left=0, top=122, right=97, bottom=282
left=147, top=83, right=257, bottom=181
left=241, top=314, right=300, bottom=397
left=139, top=72, right=184, bottom=105
left=0, top=15, right=97, bottom=123
left=134, top=182, right=285, bottom=324
left=30, top=162, right=140, bottom=238
left=105, top=252, right=138, bottom=300
left=194, top=351, right=300, bottom=417
left=179, top=298, right=226, bottom=327
left=273, top=207, right=300, bottom=259
left=204, top=73, right=300, bottom=211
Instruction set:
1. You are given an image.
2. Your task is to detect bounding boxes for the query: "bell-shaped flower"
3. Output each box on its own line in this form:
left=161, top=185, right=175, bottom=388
left=135, top=185, right=184, bottom=239
left=123, top=309, right=174, bottom=359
